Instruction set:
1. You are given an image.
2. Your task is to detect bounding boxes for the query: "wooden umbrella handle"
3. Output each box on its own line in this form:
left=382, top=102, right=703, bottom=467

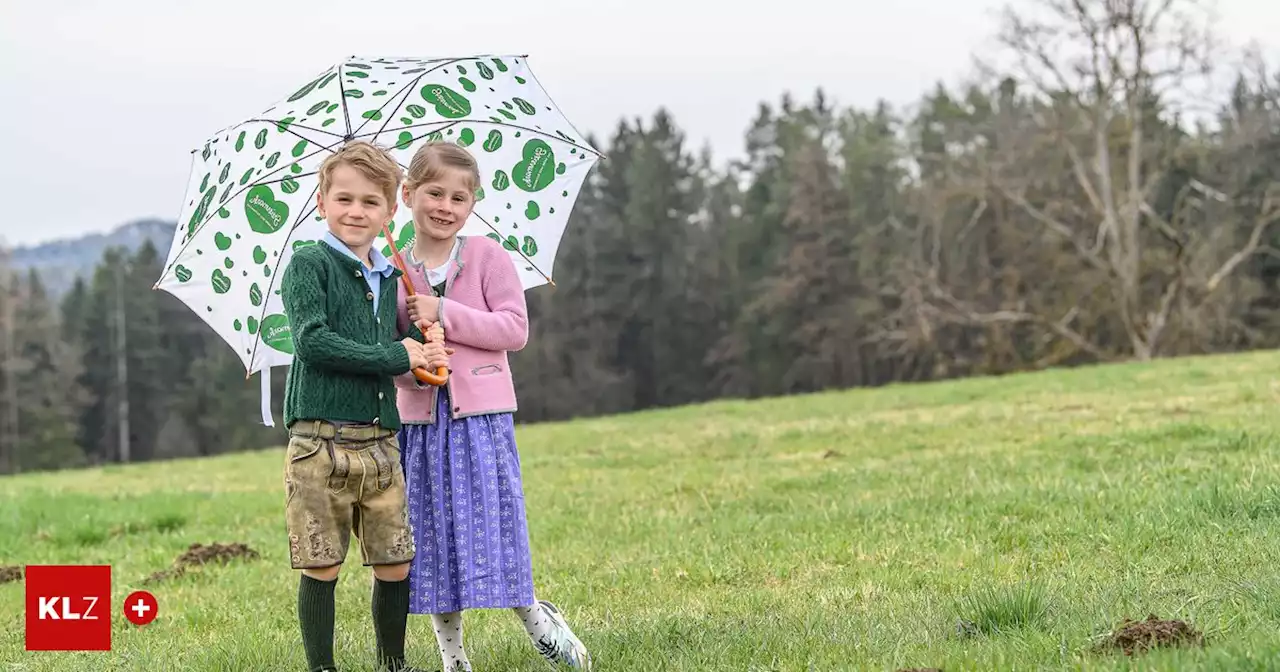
left=410, top=313, right=448, bottom=386
left=380, top=222, right=448, bottom=387
left=402, top=280, right=448, bottom=387
left=413, top=366, right=449, bottom=386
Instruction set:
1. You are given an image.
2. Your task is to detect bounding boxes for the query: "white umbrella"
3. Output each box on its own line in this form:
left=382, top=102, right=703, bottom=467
left=155, top=54, right=602, bottom=424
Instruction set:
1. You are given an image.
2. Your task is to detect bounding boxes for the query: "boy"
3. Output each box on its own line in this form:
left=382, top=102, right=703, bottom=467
left=280, top=140, right=448, bottom=672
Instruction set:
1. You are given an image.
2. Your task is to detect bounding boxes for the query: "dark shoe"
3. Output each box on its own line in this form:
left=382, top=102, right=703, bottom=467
left=382, top=661, right=433, bottom=672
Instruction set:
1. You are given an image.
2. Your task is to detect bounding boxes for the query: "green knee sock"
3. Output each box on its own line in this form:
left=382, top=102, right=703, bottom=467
left=298, top=573, right=338, bottom=672
left=372, top=576, right=411, bottom=669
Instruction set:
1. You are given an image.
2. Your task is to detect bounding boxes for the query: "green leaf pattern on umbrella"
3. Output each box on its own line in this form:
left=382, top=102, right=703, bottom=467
left=158, top=54, right=602, bottom=375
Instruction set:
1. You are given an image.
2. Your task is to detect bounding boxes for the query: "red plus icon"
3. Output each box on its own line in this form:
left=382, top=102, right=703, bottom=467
left=123, top=590, right=157, bottom=626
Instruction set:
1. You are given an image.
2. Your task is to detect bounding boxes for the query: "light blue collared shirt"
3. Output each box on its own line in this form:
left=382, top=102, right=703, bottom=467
left=321, top=232, right=396, bottom=314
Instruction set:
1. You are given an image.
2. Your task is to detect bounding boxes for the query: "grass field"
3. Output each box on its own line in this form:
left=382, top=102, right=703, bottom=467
left=3, top=350, right=1280, bottom=670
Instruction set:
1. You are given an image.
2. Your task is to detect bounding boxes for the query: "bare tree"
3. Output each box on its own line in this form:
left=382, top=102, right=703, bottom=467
left=931, top=0, right=1280, bottom=360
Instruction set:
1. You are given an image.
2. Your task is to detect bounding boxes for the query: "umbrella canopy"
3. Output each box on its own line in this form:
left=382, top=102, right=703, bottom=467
left=155, top=54, right=602, bottom=423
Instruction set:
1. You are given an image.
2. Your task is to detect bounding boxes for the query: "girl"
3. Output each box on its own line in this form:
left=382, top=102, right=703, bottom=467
left=393, top=141, right=591, bottom=672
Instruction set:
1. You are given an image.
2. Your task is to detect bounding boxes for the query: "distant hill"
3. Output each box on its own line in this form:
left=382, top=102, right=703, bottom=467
left=7, top=219, right=177, bottom=296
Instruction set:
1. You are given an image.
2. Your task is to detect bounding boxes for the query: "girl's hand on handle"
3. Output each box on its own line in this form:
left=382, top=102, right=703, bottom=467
left=423, top=339, right=452, bottom=370
left=423, top=321, right=445, bottom=344
left=407, top=294, right=440, bottom=325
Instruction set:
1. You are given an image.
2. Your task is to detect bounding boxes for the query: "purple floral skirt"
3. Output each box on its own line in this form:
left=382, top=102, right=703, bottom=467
left=397, top=388, right=536, bottom=613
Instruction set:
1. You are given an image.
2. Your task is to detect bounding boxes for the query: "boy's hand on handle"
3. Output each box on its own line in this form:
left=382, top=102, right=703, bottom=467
left=408, top=321, right=450, bottom=386
left=401, top=338, right=430, bottom=371
left=406, top=294, right=440, bottom=325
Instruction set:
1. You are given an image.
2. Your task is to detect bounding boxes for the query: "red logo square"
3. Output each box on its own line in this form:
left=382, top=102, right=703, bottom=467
left=25, top=565, right=112, bottom=651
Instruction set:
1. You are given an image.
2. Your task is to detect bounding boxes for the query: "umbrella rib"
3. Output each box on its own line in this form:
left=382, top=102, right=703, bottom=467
left=242, top=118, right=348, bottom=141
left=362, top=86, right=418, bottom=142
left=356, top=57, right=468, bottom=141
left=352, top=119, right=604, bottom=158
left=471, top=211, right=553, bottom=286
left=524, top=67, right=605, bottom=159
left=272, top=124, right=351, bottom=162
left=338, top=61, right=354, bottom=139
left=370, top=122, right=465, bottom=164
left=255, top=170, right=320, bottom=187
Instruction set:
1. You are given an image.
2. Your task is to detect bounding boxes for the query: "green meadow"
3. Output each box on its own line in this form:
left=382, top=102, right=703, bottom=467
left=3, top=350, right=1280, bottom=670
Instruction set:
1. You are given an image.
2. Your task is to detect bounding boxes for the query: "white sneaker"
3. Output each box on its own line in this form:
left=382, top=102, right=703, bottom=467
left=531, top=600, right=592, bottom=669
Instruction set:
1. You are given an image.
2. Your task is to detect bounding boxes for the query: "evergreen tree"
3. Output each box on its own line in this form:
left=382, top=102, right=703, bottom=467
left=12, top=270, right=86, bottom=471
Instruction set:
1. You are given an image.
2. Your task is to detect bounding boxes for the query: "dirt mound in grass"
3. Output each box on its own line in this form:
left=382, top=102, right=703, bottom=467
left=1096, top=614, right=1204, bottom=655
left=144, top=542, right=260, bottom=584
left=0, top=566, right=21, bottom=584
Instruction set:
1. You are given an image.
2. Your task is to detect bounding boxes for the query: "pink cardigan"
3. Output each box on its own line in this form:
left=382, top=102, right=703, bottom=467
left=393, top=235, right=529, bottom=423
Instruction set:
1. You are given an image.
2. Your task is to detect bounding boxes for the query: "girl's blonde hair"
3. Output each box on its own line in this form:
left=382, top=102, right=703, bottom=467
left=404, top=142, right=482, bottom=195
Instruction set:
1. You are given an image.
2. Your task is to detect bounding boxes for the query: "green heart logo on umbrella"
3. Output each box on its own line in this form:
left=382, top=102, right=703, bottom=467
left=420, top=84, right=471, bottom=118
left=514, top=139, right=555, bottom=192
left=245, top=185, right=290, bottom=234
left=260, top=314, right=294, bottom=354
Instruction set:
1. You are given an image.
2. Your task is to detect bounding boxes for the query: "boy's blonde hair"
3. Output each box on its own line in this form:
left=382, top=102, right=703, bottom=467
left=404, top=142, right=481, bottom=195
left=318, top=141, right=403, bottom=205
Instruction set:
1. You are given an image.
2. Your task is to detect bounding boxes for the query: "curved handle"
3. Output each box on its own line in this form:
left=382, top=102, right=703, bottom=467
left=411, top=319, right=448, bottom=386
left=413, top=365, right=449, bottom=386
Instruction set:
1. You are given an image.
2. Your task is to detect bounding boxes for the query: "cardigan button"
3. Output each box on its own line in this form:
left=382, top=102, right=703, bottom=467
left=366, top=291, right=374, bottom=300
left=354, top=270, right=361, bottom=277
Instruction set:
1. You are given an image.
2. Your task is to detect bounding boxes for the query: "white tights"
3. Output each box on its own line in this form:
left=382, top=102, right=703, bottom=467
left=430, top=603, right=553, bottom=671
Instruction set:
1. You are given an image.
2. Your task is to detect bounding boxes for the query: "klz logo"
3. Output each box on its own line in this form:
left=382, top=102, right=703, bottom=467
left=37, top=596, right=101, bottom=619
left=25, top=565, right=111, bottom=651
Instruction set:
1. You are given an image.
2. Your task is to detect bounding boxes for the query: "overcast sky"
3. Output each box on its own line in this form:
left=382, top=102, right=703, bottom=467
left=3, top=0, right=1278, bottom=248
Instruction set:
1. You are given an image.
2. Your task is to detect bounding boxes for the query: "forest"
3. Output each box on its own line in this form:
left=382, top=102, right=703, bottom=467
left=1, top=0, right=1278, bottom=473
